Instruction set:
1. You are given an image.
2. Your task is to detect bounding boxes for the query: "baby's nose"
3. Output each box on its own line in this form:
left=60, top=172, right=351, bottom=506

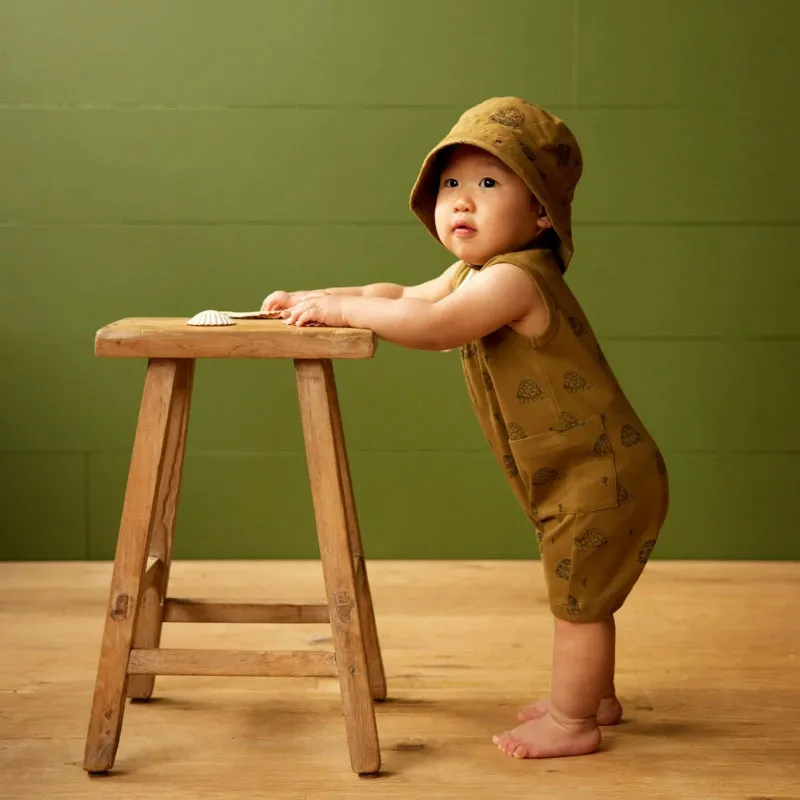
left=453, top=193, right=474, bottom=212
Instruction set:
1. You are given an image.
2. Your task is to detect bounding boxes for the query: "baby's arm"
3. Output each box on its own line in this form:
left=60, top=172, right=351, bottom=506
left=328, top=260, right=460, bottom=301
left=284, top=262, right=544, bottom=350
left=262, top=261, right=460, bottom=311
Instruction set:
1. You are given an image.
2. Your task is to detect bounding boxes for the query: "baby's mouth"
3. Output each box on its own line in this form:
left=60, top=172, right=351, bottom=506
left=452, top=221, right=477, bottom=237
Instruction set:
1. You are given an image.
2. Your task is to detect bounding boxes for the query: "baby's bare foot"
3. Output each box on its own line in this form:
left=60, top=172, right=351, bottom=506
left=517, top=695, right=622, bottom=726
left=493, top=711, right=601, bottom=759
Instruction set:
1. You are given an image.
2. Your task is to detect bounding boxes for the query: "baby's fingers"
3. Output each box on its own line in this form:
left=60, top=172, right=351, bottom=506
left=294, top=309, right=319, bottom=327
left=281, top=309, right=301, bottom=325
left=262, top=290, right=290, bottom=312
left=281, top=302, right=308, bottom=326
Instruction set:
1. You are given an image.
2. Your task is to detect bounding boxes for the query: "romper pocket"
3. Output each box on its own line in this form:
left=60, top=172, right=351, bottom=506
left=508, top=414, right=619, bottom=516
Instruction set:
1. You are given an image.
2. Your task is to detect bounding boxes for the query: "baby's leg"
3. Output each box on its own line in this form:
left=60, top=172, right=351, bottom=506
left=493, top=616, right=614, bottom=758
left=517, top=615, right=622, bottom=725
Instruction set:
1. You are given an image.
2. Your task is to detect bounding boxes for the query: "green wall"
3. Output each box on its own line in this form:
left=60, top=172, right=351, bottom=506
left=2, top=1, right=798, bottom=560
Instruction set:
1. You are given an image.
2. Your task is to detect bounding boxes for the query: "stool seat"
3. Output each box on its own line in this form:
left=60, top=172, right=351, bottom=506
left=95, top=317, right=377, bottom=360
left=83, top=317, right=386, bottom=777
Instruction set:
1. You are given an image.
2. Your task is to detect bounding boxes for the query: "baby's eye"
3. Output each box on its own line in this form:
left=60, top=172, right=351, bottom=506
left=479, top=177, right=497, bottom=188
left=442, top=178, right=458, bottom=188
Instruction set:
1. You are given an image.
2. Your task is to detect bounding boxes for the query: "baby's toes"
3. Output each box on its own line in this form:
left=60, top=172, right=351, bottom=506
left=493, top=731, right=519, bottom=756
left=492, top=731, right=509, bottom=749
left=501, top=735, right=528, bottom=757
left=511, top=740, right=529, bottom=758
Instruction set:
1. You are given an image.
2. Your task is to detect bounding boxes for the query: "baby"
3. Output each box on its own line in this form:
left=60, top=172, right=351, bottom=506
left=263, top=97, right=669, bottom=759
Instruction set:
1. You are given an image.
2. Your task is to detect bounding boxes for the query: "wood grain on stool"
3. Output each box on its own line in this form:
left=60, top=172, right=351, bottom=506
left=83, top=319, right=383, bottom=777
left=162, top=600, right=330, bottom=624
left=295, top=359, right=381, bottom=774
left=127, top=358, right=195, bottom=701
left=127, top=649, right=337, bottom=677
left=323, top=358, right=387, bottom=701
left=94, top=318, right=376, bottom=360
left=83, top=358, right=182, bottom=773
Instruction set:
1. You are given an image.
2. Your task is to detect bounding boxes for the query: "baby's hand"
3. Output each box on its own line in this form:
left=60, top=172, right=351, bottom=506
left=261, top=289, right=328, bottom=313
left=261, top=290, right=292, bottom=312
left=282, top=295, right=347, bottom=328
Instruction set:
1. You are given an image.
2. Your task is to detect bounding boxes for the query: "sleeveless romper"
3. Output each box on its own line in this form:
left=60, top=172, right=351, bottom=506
left=453, top=247, right=670, bottom=622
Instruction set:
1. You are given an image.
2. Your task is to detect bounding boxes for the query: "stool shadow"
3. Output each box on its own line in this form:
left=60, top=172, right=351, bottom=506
left=129, top=693, right=328, bottom=740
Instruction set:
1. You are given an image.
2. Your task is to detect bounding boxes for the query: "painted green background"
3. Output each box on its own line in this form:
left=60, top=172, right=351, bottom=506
left=1, top=0, right=798, bottom=560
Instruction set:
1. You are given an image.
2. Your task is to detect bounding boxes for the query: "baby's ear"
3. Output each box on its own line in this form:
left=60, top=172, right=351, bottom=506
left=536, top=206, right=553, bottom=229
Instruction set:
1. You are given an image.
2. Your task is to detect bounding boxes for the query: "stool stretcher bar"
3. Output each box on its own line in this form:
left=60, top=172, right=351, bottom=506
left=163, top=599, right=331, bottom=624
left=127, top=648, right=337, bottom=678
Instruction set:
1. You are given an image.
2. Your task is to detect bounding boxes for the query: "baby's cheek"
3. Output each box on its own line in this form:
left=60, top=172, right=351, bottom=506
left=433, top=204, right=450, bottom=237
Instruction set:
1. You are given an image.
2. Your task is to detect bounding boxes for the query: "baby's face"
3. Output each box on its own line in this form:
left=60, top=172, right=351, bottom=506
left=434, top=145, right=544, bottom=265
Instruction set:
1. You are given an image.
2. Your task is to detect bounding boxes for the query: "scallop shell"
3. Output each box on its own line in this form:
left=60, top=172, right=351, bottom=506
left=186, top=309, right=235, bottom=326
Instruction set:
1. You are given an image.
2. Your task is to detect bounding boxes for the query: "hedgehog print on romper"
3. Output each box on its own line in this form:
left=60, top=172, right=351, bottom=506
left=568, top=316, right=588, bottom=337
left=575, top=528, right=608, bottom=551
left=564, top=371, right=592, bottom=393
left=507, top=422, right=527, bottom=441
left=559, top=412, right=581, bottom=430
left=517, top=379, right=546, bottom=403
left=592, top=434, right=614, bottom=457
left=621, top=424, right=642, bottom=447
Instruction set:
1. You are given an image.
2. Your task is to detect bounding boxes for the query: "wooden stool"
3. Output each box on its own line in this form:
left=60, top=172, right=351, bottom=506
left=83, top=318, right=386, bottom=775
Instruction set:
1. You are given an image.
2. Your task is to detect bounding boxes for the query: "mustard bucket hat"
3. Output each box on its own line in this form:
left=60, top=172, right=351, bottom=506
left=409, top=97, right=582, bottom=269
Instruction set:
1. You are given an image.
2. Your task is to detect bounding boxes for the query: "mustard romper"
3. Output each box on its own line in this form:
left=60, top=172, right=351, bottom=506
left=408, top=97, right=670, bottom=622
left=453, top=249, right=669, bottom=622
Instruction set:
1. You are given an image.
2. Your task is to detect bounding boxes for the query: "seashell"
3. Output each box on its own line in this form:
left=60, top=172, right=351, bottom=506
left=186, top=309, right=235, bottom=326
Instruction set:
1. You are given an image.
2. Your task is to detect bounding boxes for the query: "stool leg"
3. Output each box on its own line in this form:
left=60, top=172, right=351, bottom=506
left=295, top=359, right=381, bottom=775
left=128, top=359, right=195, bottom=700
left=323, top=361, right=387, bottom=701
left=83, top=359, right=182, bottom=774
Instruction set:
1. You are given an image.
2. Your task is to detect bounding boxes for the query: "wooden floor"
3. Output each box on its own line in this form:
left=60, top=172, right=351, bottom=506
left=0, top=560, right=798, bottom=799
